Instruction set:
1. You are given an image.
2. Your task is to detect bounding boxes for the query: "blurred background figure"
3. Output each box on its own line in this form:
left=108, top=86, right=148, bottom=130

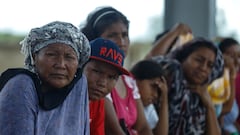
left=217, top=37, right=240, bottom=135
left=130, top=59, right=169, bottom=135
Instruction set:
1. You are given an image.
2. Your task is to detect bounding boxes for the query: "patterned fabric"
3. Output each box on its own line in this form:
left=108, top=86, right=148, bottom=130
left=167, top=38, right=224, bottom=84
left=0, top=74, right=90, bottom=135
left=20, top=21, right=91, bottom=71
left=152, top=55, right=223, bottom=135
left=158, top=38, right=224, bottom=134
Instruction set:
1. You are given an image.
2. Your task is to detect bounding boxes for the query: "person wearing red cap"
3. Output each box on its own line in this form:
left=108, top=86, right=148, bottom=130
left=83, top=37, right=130, bottom=135
left=81, top=6, right=153, bottom=135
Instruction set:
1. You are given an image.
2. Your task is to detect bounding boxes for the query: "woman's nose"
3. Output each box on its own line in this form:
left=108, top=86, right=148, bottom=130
left=55, top=56, right=66, bottom=68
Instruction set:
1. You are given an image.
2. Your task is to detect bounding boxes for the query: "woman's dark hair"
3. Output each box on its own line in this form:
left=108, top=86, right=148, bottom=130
left=168, top=37, right=218, bottom=63
left=218, top=37, right=239, bottom=53
left=130, top=60, right=164, bottom=80
left=80, top=6, right=129, bottom=41
left=168, top=37, right=224, bottom=83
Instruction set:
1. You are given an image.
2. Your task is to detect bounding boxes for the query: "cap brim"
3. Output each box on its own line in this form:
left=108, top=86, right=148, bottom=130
left=90, top=56, right=130, bottom=75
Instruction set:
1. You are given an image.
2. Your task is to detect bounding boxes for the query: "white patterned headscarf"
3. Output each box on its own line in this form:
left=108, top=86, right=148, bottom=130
left=20, top=21, right=91, bottom=72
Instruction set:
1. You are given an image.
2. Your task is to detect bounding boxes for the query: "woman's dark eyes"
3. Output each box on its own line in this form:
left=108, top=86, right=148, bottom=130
left=92, top=68, right=100, bottom=73
left=208, top=63, right=214, bottom=68
left=46, top=52, right=56, bottom=56
left=92, top=68, right=118, bottom=80
left=195, top=57, right=202, bottom=62
left=109, top=75, right=119, bottom=80
left=66, top=55, right=76, bottom=59
left=151, top=83, right=158, bottom=89
left=45, top=52, right=76, bottom=59
left=123, top=33, right=129, bottom=38
left=195, top=57, right=214, bottom=68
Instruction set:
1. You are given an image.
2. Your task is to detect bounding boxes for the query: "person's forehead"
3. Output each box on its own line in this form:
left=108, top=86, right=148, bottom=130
left=105, top=22, right=128, bottom=31
left=89, top=60, right=119, bottom=73
left=191, top=47, right=215, bottom=58
left=39, top=43, right=76, bottom=52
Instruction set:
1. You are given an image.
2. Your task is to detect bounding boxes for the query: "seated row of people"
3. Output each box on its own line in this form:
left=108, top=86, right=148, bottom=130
left=0, top=6, right=239, bottom=135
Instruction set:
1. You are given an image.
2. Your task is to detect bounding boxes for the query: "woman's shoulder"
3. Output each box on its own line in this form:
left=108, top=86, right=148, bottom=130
left=0, top=68, right=38, bottom=96
left=2, top=73, right=36, bottom=89
left=0, top=70, right=38, bottom=108
left=3, top=74, right=36, bottom=93
left=0, top=68, right=37, bottom=89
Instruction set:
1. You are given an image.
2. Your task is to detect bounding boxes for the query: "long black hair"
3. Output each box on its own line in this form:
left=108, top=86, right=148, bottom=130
left=168, top=37, right=224, bottom=83
left=80, top=6, right=129, bottom=41
left=130, top=59, right=164, bottom=80
left=218, top=37, right=239, bottom=53
left=168, top=37, right=218, bottom=63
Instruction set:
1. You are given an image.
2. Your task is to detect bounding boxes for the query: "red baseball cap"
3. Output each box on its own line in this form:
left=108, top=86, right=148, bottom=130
left=90, top=38, right=130, bottom=75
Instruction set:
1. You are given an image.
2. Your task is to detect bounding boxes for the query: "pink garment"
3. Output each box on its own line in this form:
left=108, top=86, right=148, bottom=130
left=111, top=75, right=138, bottom=135
left=235, top=72, right=240, bottom=124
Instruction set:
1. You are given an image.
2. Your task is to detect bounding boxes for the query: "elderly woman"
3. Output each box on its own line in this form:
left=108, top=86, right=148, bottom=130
left=0, top=21, right=91, bottom=135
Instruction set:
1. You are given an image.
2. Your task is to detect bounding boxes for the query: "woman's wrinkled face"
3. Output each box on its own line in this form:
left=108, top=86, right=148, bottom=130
left=136, top=78, right=160, bottom=106
left=181, top=47, right=216, bottom=85
left=84, top=60, right=119, bottom=101
left=34, top=43, right=78, bottom=89
left=100, top=21, right=130, bottom=56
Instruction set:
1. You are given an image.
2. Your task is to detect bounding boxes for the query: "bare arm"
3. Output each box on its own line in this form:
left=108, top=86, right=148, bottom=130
left=145, top=23, right=192, bottom=59
left=193, top=84, right=221, bottom=135
left=220, top=77, right=236, bottom=115
left=220, top=55, right=238, bottom=115
left=104, top=98, right=126, bottom=135
left=153, top=77, right=169, bottom=135
left=153, top=93, right=168, bottom=135
left=133, top=99, right=153, bottom=135
left=206, top=104, right=222, bottom=135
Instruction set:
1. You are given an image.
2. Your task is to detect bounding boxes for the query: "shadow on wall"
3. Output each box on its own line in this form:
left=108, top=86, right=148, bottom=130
left=0, top=46, right=24, bottom=73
